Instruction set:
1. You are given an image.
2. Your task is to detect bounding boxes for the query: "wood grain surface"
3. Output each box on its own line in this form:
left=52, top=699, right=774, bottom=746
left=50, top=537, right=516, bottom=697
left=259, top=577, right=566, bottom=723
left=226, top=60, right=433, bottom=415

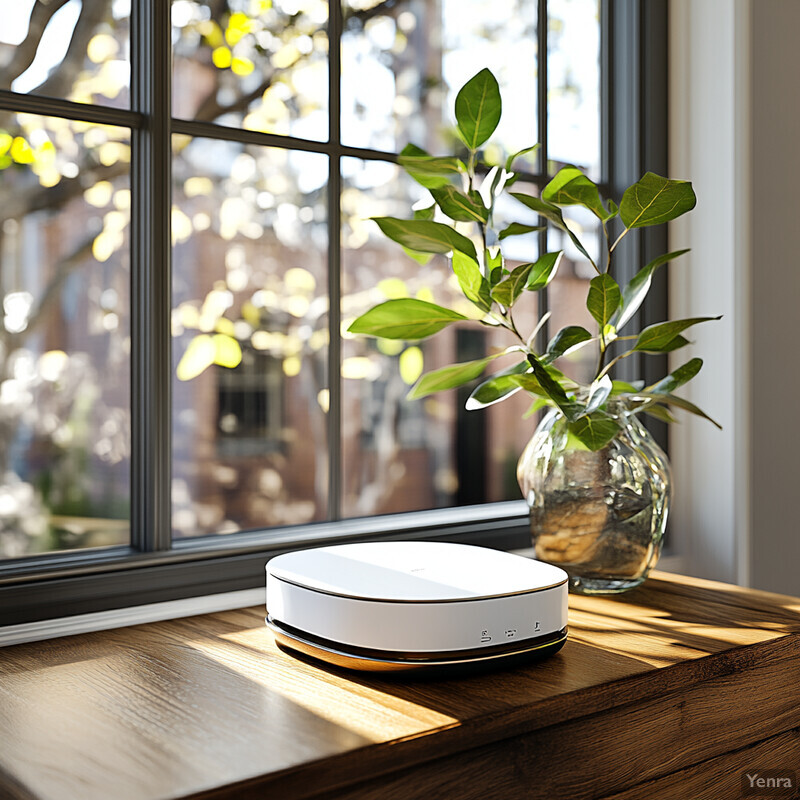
left=0, top=571, right=798, bottom=800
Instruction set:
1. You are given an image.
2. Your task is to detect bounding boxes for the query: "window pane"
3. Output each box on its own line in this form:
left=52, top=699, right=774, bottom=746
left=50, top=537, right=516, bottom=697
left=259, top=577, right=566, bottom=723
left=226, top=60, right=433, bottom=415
left=0, top=1, right=130, bottom=108
left=0, top=113, right=131, bottom=558
left=547, top=0, right=601, bottom=179
left=341, top=158, right=538, bottom=518
left=172, top=135, right=328, bottom=538
left=172, top=0, right=328, bottom=141
left=342, top=0, right=538, bottom=157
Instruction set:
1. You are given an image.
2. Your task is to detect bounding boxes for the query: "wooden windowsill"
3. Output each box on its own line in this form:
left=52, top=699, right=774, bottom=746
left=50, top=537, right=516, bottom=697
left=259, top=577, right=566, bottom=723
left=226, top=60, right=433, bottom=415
left=1, top=571, right=799, bottom=800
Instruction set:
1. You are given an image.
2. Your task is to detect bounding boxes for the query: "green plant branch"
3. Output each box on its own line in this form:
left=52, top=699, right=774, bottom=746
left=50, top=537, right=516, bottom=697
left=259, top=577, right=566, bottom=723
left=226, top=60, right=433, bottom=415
left=467, top=150, right=476, bottom=193
left=502, top=310, right=526, bottom=347
left=609, top=227, right=628, bottom=254
left=602, top=219, right=612, bottom=273
left=595, top=334, right=607, bottom=380
left=596, top=349, right=635, bottom=382
left=345, top=68, right=708, bottom=451
left=478, top=221, right=488, bottom=266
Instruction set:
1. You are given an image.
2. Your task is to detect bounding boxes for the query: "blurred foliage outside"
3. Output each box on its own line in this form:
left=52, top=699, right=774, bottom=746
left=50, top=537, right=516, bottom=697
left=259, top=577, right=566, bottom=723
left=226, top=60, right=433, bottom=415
left=0, top=0, right=599, bottom=557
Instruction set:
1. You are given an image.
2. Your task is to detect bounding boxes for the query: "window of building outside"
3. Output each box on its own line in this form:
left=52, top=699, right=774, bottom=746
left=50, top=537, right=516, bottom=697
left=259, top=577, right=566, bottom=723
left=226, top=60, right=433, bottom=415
left=0, top=0, right=644, bottom=624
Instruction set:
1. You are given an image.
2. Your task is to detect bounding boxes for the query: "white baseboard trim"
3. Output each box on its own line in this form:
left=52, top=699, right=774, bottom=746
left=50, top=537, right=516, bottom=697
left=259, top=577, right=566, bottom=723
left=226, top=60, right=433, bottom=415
left=0, top=587, right=265, bottom=648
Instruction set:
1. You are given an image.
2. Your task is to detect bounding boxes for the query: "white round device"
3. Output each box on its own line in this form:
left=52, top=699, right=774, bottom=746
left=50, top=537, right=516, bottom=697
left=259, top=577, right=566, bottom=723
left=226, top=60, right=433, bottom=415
left=266, top=541, right=568, bottom=672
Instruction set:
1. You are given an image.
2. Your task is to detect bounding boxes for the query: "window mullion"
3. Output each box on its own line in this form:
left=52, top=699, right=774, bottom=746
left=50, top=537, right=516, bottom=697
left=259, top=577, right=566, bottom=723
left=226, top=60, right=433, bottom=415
left=327, top=0, right=343, bottom=522
left=537, top=0, right=550, bottom=353
left=130, top=0, right=173, bottom=552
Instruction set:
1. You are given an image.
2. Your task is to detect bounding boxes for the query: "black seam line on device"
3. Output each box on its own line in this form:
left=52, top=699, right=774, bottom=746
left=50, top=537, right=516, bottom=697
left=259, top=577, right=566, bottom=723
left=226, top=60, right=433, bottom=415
left=268, top=574, right=568, bottom=604
left=268, top=617, right=568, bottom=663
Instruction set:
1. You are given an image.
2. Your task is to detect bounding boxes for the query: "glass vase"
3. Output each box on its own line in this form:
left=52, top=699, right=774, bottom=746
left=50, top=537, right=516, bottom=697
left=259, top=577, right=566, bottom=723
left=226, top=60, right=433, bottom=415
left=517, top=399, right=672, bottom=594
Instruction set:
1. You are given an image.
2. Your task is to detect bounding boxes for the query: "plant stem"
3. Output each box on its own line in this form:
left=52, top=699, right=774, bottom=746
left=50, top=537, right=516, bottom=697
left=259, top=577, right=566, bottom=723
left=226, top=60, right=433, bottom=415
left=595, top=334, right=607, bottom=380
left=602, top=219, right=611, bottom=274
left=609, top=227, right=628, bottom=254
left=503, top=311, right=526, bottom=346
left=596, top=349, right=635, bottom=382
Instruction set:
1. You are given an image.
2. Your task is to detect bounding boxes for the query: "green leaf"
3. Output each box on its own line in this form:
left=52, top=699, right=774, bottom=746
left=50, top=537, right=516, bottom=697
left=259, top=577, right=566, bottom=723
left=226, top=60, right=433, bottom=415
left=497, top=222, right=545, bottom=241
left=505, top=144, right=539, bottom=173
left=648, top=357, right=703, bottom=394
left=542, top=166, right=614, bottom=221
left=510, top=364, right=577, bottom=396
left=177, top=334, right=217, bottom=381
left=413, top=204, right=436, bottom=221
left=633, top=316, right=721, bottom=353
left=545, top=325, right=593, bottom=363
left=614, top=249, right=690, bottom=330
left=642, top=404, right=678, bottom=424
left=487, top=165, right=506, bottom=199
left=567, top=411, right=621, bottom=450
left=582, top=375, right=612, bottom=416
left=466, top=361, right=529, bottom=410
left=430, top=184, right=489, bottom=223
left=485, top=248, right=503, bottom=270
left=523, top=397, right=552, bottom=418
left=639, top=392, right=722, bottom=429
left=452, top=251, right=491, bottom=312
left=543, top=362, right=579, bottom=389
left=510, top=193, right=594, bottom=264
left=348, top=298, right=467, bottom=340
left=455, top=68, right=502, bottom=150
left=398, top=144, right=464, bottom=189
left=619, top=172, right=697, bottom=229
left=485, top=248, right=503, bottom=286
left=213, top=334, right=242, bottom=368
left=526, top=251, right=563, bottom=291
left=398, top=346, right=424, bottom=385
left=491, top=262, right=534, bottom=307
left=587, top=274, right=622, bottom=328
left=402, top=246, right=433, bottom=265
left=372, top=217, right=476, bottom=260
left=408, top=355, right=498, bottom=399
left=525, top=353, right=581, bottom=422
left=610, top=380, right=644, bottom=395
left=641, top=334, right=692, bottom=354
left=509, top=374, right=549, bottom=396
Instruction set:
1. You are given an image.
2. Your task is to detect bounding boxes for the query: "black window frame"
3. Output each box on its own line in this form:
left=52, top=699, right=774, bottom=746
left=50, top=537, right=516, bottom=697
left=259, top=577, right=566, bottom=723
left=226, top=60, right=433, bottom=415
left=0, top=0, right=668, bottom=626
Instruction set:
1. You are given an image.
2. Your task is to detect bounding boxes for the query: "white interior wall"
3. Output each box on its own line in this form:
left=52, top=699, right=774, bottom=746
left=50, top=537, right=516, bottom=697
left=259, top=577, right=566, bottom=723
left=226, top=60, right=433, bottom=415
left=669, top=0, right=800, bottom=594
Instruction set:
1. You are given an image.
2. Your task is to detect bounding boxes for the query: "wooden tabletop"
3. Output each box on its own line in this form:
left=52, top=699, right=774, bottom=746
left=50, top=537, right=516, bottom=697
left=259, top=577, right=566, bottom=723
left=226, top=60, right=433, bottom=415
left=1, top=571, right=799, bottom=800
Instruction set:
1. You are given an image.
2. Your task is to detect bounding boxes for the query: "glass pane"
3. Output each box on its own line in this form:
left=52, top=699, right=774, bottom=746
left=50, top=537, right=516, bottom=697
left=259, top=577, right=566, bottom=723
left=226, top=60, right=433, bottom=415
left=547, top=0, right=601, bottom=179
left=0, top=0, right=130, bottom=108
left=342, top=0, right=538, bottom=158
left=0, top=112, right=131, bottom=558
left=172, top=135, right=328, bottom=538
left=341, top=158, right=538, bottom=518
left=172, top=0, right=328, bottom=141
